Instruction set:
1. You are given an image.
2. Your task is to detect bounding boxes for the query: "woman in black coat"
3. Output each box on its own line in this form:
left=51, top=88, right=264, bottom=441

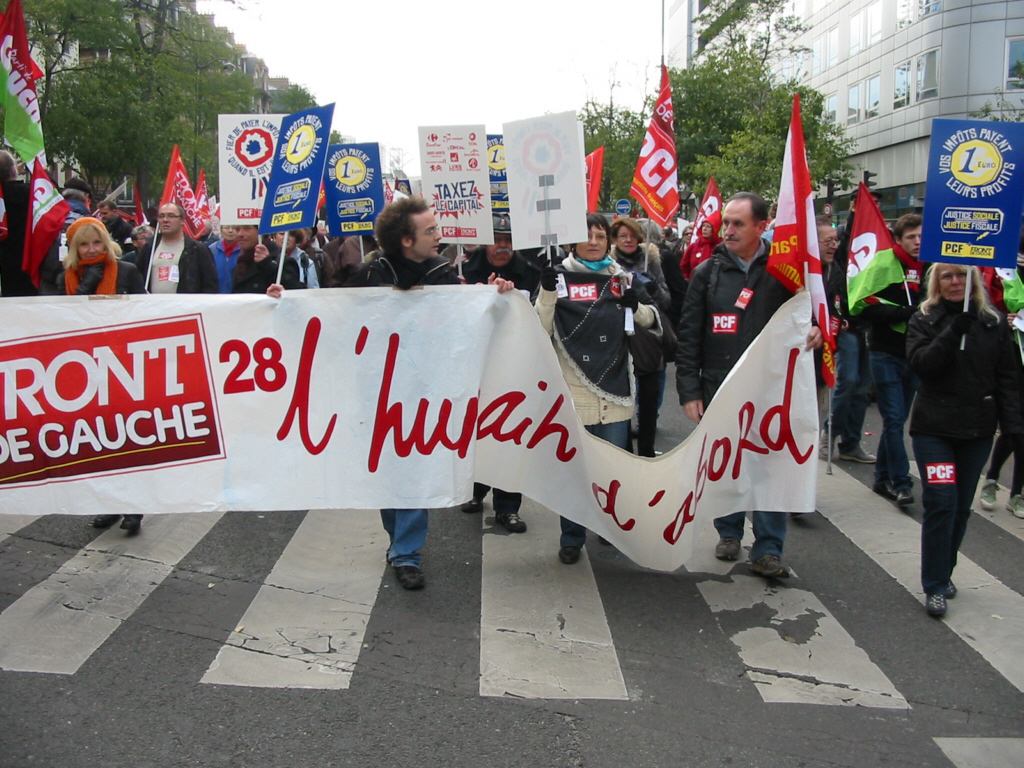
left=906, top=263, right=1023, bottom=617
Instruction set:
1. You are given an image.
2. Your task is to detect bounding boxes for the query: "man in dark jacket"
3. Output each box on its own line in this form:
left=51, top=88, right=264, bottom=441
left=0, top=150, right=33, bottom=297
left=134, top=203, right=219, bottom=294
left=860, top=213, right=925, bottom=508
left=676, top=192, right=821, bottom=579
left=97, top=201, right=135, bottom=248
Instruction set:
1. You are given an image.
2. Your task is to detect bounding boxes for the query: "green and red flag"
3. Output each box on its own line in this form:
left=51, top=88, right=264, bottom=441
left=846, top=182, right=906, bottom=315
left=24, top=158, right=69, bottom=287
left=0, top=0, right=45, bottom=164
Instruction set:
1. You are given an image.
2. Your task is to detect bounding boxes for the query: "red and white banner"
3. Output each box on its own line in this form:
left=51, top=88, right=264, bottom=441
left=768, top=94, right=835, bottom=387
left=159, top=145, right=205, bottom=239
left=630, top=64, right=679, bottom=229
left=217, top=114, right=284, bottom=226
left=0, top=290, right=817, bottom=572
left=585, top=146, right=604, bottom=213
left=689, top=176, right=722, bottom=245
left=418, top=124, right=493, bottom=244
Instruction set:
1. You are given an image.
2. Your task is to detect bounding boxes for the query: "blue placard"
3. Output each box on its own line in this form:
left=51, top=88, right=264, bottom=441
left=921, top=118, right=1024, bottom=267
left=487, top=134, right=508, bottom=211
left=615, top=199, right=631, bottom=216
left=323, top=143, right=385, bottom=238
left=259, top=103, right=335, bottom=234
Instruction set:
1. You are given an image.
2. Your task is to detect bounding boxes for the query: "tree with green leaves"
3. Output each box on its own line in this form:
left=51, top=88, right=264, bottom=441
left=271, top=83, right=318, bottom=114
left=579, top=83, right=649, bottom=212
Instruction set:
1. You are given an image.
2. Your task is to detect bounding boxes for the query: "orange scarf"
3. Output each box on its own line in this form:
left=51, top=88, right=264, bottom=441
left=65, top=252, right=119, bottom=295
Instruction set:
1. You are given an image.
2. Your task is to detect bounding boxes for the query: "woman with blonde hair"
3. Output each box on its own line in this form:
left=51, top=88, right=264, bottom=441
left=906, top=263, right=1023, bottom=617
left=62, top=217, right=145, bottom=296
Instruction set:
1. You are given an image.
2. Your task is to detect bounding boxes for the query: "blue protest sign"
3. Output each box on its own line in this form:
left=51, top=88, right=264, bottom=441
left=615, top=199, right=631, bottom=217
left=487, top=134, right=508, bottom=211
left=259, top=103, right=335, bottom=234
left=921, top=118, right=1024, bottom=267
left=323, top=143, right=386, bottom=237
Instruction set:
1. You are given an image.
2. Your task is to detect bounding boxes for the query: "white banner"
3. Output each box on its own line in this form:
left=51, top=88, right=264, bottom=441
left=217, top=113, right=285, bottom=226
left=0, top=290, right=817, bottom=572
left=418, top=125, right=493, bottom=244
left=503, top=111, right=589, bottom=249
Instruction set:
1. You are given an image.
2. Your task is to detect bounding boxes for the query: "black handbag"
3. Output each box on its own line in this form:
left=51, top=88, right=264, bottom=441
left=629, top=308, right=673, bottom=375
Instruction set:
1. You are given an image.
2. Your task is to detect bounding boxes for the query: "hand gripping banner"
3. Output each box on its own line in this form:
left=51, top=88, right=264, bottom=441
left=0, top=290, right=818, bottom=572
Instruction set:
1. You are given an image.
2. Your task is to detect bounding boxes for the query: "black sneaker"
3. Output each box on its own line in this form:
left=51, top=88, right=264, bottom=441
left=393, top=565, right=425, bottom=590
left=872, top=481, right=897, bottom=501
left=925, top=593, right=947, bottom=617
left=944, top=581, right=957, bottom=599
left=120, top=515, right=142, bottom=534
left=91, top=515, right=120, bottom=528
left=895, top=488, right=914, bottom=508
left=461, top=498, right=483, bottom=514
left=714, top=537, right=741, bottom=561
left=496, top=512, right=527, bottom=533
left=558, top=546, right=581, bottom=564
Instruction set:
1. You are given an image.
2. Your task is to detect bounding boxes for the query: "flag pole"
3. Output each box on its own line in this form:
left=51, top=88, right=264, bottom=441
left=275, top=232, right=286, bottom=286
left=961, top=268, right=972, bottom=351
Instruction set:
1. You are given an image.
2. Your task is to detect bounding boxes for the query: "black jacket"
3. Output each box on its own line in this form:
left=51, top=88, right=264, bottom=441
left=907, top=300, right=1023, bottom=440
left=61, top=260, right=146, bottom=295
left=344, top=253, right=459, bottom=289
left=461, top=247, right=541, bottom=294
left=105, top=215, right=134, bottom=247
left=231, top=247, right=304, bottom=293
left=0, top=180, right=33, bottom=296
left=675, top=240, right=793, bottom=405
left=134, top=237, right=220, bottom=294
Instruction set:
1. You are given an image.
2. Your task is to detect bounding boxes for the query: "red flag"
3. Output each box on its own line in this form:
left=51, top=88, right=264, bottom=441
left=585, top=147, right=604, bottom=213
left=767, top=94, right=836, bottom=387
left=23, top=158, right=70, bottom=288
left=689, top=177, right=722, bottom=245
left=630, top=64, right=679, bottom=228
left=133, top=189, right=146, bottom=227
left=316, top=180, right=326, bottom=213
left=0, top=9, right=43, bottom=81
left=159, top=145, right=204, bottom=238
left=384, top=179, right=394, bottom=204
left=195, top=169, right=211, bottom=221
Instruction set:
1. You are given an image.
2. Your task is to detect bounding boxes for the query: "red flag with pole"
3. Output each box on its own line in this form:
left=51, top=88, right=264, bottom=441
left=689, top=176, right=722, bottom=245
left=195, top=168, right=211, bottom=221
left=133, top=187, right=146, bottom=227
left=767, top=93, right=836, bottom=387
left=630, top=64, right=679, bottom=228
left=23, top=158, right=70, bottom=288
left=585, top=147, right=604, bottom=213
left=159, top=145, right=204, bottom=238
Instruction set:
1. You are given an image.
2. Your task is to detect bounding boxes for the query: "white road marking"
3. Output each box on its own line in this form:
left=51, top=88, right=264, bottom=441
left=933, top=737, right=1024, bottom=768
left=819, top=463, right=1024, bottom=693
left=0, top=515, right=39, bottom=545
left=479, top=499, right=628, bottom=700
left=202, top=510, right=386, bottom=689
left=0, top=513, right=223, bottom=674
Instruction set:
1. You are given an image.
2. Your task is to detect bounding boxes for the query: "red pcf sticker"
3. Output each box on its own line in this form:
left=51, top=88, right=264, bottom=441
left=735, top=287, right=754, bottom=310
left=569, top=283, right=598, bottom=302
left=712, top=314, right=738, bottom=333
left=925, top=463, right=956, bottom=484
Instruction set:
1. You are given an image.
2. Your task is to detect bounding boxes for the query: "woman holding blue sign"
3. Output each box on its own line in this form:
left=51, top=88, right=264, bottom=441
left=906, top=263, right=1024, bottom=617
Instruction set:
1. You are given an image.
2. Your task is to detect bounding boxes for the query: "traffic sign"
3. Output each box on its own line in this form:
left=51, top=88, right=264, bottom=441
left=615, top=199, right=631, bottom=216
left=823, top=203, right=833, bottom=215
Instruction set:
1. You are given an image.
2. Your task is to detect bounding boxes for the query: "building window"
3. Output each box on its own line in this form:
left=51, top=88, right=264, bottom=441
left=1008, top=39, right=1024, bottom=89
left=865, top=75, right=881, bottom=117
left=811, top=36, right=825, bottom=75
left=917, top=49, right=940, bottom=101
left=848, top=83, right=861, bottom=124
left=896, top=0, right=914, bottom=29
left=825, top=93, right=837, bottom=123
left=827, top=27, right=839, bottom=67
left=867, top=1, right=883, bottom=45
left=919, top=0, right=941, bottom=16
left=894, top=61, right=911, bottom=108
left=849, top=11, right=863, bottom=55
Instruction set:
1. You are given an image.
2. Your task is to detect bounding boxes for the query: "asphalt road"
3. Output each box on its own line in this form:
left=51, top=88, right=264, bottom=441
left=2, top=366, right=1023, bottom=768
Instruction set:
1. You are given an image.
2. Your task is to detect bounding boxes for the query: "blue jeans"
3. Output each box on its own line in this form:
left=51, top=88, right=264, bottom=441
left=912, top=433, right=992, bottom=595
left=870, top=351, right=919, bottom=492
left=561, top=420, right=630, bottom=548
left=713, top=511, right=787, bottom=561
left=380, top=509, right=428, bottom=567
left=831, top=330, right=872, bottom=452
left=472, top=483, right=522, bottom=516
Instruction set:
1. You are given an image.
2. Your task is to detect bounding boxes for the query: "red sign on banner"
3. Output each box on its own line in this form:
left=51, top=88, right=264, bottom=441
left=0, top=316, right=223, bottom=486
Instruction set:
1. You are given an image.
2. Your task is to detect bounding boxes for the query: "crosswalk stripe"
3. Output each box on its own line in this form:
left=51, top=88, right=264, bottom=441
left=933, top=737, right=1024, bottom=768
left=686, top=521, right=908, bottom=708
left=0, top=512, right=223, bottom=674
left=479, top=499, right=628, bottom=700
left=0, top=514, right=38, bottom=546
left=819, top=463, right=1024, bottom=693
left=201, top=510, right=386, bottom=689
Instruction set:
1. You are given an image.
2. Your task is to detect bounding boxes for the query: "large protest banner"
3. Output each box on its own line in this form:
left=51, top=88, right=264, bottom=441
left=217, top=114, right=285, bottom=226
left=503, top=111, right=588, bottom=250
left=419, top=125, right=493, bottom=244
left=0, top=291, right=817, bottom=572
left=322, top=142, right=387, bottom=237
left=921, top=118, right=1024, bottom=267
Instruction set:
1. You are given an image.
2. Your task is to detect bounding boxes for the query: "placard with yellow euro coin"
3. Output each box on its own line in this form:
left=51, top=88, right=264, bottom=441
left=323, top=142, right=386, bottom=237
left=921, top=118, right=1024, bottom=267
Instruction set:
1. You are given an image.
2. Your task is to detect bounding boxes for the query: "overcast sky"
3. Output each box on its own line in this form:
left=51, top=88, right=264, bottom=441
left=197, top=0, right=665, bottom=173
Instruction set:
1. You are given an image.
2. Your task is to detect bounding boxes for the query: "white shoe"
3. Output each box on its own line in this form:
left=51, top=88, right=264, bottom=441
left=1008, top=494, right=1024, bottom=519
left=979, top=479, right=999, bottom=510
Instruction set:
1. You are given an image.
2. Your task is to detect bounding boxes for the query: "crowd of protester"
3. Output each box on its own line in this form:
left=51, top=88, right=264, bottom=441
left=1, top=151, right=1020, bottom=620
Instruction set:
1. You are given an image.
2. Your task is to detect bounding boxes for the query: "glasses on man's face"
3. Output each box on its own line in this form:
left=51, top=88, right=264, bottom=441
left=158, top=213, right=182, bottom=220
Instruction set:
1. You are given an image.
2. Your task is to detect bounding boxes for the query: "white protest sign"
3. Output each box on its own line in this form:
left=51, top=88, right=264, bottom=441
left=0, top=291, right=817, bottom=573
left=217, top=113, right=285, bottom=225
left=503, top=111, right=589, bottom=250
left=418, top=125, right=493, bottom=244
